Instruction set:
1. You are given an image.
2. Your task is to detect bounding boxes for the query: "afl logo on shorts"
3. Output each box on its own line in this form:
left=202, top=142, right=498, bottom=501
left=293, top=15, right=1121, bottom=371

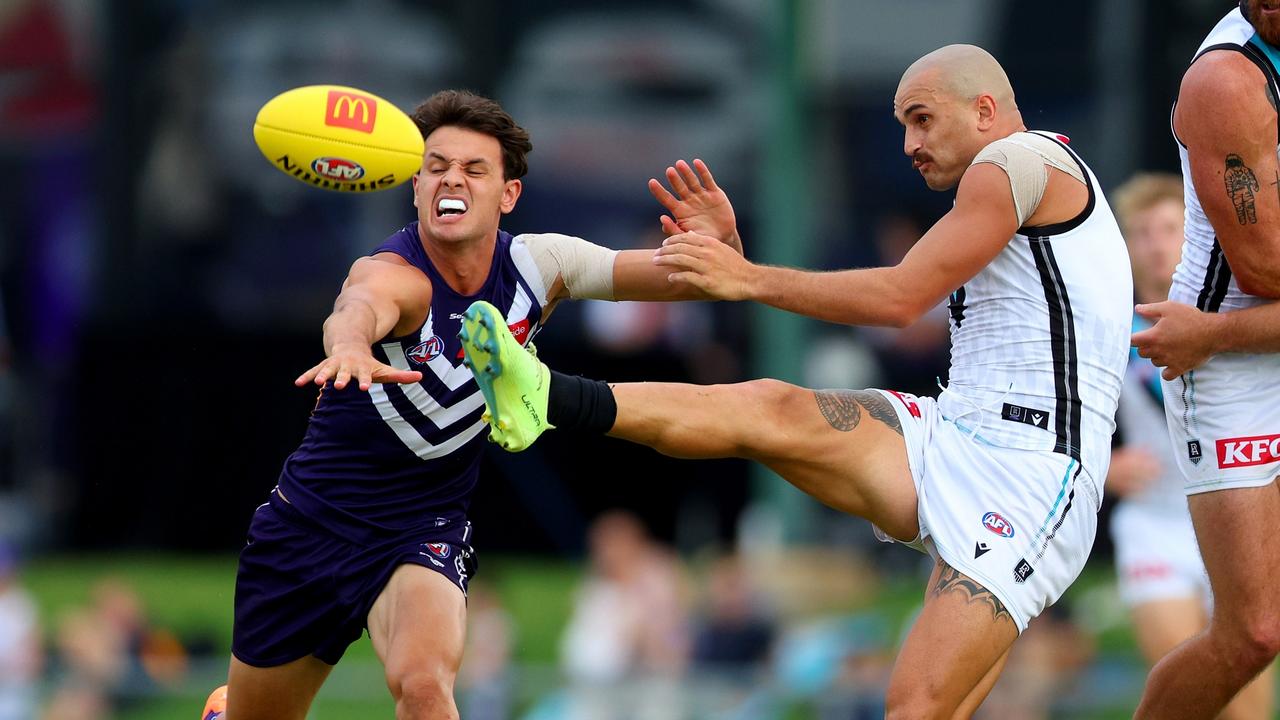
left=407, top=336, right=444, bottom=364
left=424, top=542, right=452, bottom=559
left=311, top=156, right=366, bottom=181
left=981, top=512, right=1016, bottom=538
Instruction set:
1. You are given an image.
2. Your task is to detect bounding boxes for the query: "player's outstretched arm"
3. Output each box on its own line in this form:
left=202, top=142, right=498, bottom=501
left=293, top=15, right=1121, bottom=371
left=651, top=163, right=1018, bottom=327
left=1176, top=51, right=1280, bottom=297
left=1133, top=299, right=1280, bottom=379
left=648, top=158, right=742, bottom=253
left=295, top=254, right=428, bottom=392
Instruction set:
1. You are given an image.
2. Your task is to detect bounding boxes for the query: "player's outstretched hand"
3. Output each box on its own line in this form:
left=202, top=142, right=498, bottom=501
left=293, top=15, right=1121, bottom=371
left=1132, top=301, right=1217, bottom=380
left=648, top=159, right=742, bottom=254
left=653, top=231, right=757, bottom=301
left=295, top=344, right=423, bottom=392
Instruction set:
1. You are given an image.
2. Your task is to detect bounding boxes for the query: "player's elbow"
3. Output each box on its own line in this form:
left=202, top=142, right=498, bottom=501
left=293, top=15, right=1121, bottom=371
left=882, top=296, right=927, bottom=328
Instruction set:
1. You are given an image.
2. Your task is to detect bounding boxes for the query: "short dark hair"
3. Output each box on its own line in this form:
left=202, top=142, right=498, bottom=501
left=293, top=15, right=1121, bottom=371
left=411, top=90, right=532, bottom=180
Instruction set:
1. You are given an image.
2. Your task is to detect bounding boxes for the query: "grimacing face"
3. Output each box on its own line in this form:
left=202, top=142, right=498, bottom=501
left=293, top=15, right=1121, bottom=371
left=894, top=77, right=982, bottom=191
left=412, top=126, right=521, bottom=245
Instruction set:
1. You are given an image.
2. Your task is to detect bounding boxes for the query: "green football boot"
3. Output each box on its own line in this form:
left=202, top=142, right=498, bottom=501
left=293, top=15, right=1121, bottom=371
left=458, top=300, right=553, bottom=451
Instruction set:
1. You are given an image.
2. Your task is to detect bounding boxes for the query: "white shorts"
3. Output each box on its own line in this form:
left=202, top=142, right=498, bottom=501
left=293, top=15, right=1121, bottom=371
left=872, top=390, right=1099, bottom=633
left=1161, top=352, right=1280, bottom=495
left=1110, top=501, right=1210, bottom=609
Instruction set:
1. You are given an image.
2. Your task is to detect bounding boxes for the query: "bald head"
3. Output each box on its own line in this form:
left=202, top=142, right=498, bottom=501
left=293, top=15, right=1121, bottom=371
left=898, top=44, right=1016, bottom=110
left=893, top=45, right=1025, bottom=191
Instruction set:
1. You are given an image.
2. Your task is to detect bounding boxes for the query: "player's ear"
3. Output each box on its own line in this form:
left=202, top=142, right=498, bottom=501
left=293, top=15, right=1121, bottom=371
left=976, top=93, right=997, bottom=131
left=411, top=173, right=420, bottom=208
left=500, top=178, right=522, bottom=214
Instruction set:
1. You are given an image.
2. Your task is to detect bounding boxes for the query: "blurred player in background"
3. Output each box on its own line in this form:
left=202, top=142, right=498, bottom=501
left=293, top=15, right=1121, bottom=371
left=1107, top=173, right=1272, bottom=719
left=1131, top=2, right=1280, bottom=717
left=202, top=90, right=741, bottom=720
left=461, top=45, right=1132, bottom=717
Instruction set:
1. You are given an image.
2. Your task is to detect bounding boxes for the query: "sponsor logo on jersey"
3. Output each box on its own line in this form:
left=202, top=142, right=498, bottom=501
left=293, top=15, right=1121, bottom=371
left=324, top=90, right=377, bottom=133
left=508, top=318, right=530, bottom=343
left=1002, top=402, right=1050, bottom=430
left=887, top=390, right=922, bottom=419
left=974, top=541, right=991, bottom=559
left=311, top=156, right=366, bottom=181
left=424, top=542, right=451, bottom=559
left=1217, top=433, right=1280, bottom=469
left=982, top=511, right=1016, bottom=538
left=407, top=336, right=445, bottom=364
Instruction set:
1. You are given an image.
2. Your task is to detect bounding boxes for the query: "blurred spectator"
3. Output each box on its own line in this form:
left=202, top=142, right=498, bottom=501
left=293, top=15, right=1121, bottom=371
left=690, top=554, right=775, bottom=672
left=48, top=577, right=188, bottom=716
left=459, top=582, right=516, bottom=720
left=562, top=511, right=689, bottom=681
left=0, top=542, right=39, bottom=720
left=560, top=511, right=689, bottom=720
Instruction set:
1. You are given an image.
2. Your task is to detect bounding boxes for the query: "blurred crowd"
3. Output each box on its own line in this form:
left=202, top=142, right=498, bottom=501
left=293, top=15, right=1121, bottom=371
left=453, top=510, right=1101, bottom=720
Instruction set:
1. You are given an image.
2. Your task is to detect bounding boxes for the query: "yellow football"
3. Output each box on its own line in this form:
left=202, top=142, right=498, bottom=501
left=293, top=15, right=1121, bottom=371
left=253, top=85, right=424, bottom=193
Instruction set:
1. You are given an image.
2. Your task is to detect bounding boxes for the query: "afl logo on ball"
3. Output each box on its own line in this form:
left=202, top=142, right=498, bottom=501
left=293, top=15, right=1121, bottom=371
left=311, top=157, right=366, bottom=182
left=981, top=511, right=1016, bottom=538
left=424, top=542, right=452, bottom=559
left=406, top=336, right=444, bottom=364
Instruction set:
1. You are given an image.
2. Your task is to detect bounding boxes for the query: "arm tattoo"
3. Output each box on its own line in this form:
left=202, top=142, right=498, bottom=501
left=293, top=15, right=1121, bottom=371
left=931, top=560, right=1013, bottom=625
left=1224, top=154, right=1261, bottom=224
left=813, top=389, right=904, bottom=436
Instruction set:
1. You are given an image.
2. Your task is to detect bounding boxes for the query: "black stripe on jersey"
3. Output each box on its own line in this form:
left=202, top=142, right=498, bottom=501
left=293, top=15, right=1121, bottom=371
left=948, top=285, right=967, bottom=327
left=1017, top=133, right=1096, bottom=237
left=1242, top=39, right=1280, bottom=142
left=1029, top=238, right=1082, bottom=461
left=1195, top=237, right=1233, bottom=312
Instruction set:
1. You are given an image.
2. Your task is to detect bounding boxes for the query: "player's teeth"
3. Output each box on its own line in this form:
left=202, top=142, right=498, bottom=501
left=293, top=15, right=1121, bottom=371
left=437, top=198, right=467, bottom=213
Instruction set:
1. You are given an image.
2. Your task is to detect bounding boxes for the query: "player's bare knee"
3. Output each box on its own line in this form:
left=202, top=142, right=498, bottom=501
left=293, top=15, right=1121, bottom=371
left=884, top=682, right=954, bottom=720
left=387, top=666, right=457, bottom=719
left=1231, top=616, right=1280, bottom=669
left=734, top=378, right=809, bottom=449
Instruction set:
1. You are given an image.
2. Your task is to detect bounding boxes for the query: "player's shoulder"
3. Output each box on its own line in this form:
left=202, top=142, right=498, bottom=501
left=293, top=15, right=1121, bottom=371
left=1181, top=48, right=1273, bottom=108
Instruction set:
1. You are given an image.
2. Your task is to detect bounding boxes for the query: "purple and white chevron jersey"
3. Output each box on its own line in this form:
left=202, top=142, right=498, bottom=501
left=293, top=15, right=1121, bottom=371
left=277, top=223, right=546, bottom=542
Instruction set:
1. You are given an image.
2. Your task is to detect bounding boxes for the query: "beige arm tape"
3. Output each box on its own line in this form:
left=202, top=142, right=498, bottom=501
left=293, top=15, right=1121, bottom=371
left=971, top=133, right=1084, bottom=226
left=518, top=232, right=618, bottom=301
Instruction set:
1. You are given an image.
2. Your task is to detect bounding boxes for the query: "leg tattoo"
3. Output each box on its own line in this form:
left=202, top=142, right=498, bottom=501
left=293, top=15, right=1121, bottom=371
left=931, top=560, right=1012, bottom=625
left=813, top=389, right=904, bottom=436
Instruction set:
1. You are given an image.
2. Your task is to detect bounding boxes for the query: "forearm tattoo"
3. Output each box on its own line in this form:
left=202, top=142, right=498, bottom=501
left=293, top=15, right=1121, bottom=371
left=931, top=560, right=1013, bottom=625
left=1224, top=154, right=1261, bottom=224
left=813, top=389, right=904, bottom=436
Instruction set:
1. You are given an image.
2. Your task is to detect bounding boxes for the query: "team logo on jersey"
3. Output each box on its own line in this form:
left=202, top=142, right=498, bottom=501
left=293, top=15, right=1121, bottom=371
left=1217, top=433, right=1280, bottom=469
left=1187, top=439, right=1204, bottom=465
left=407, top=336, right=445, bottom=364
left=423, top=542, right=452, bottom=559
left=1013, top=558, right=1035, bottom=584
left=982, top=512, right=1016, bottom=538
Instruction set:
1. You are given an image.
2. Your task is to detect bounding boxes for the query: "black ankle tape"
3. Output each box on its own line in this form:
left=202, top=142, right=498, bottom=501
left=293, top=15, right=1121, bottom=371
left=547, top=370, right=617, bottom=434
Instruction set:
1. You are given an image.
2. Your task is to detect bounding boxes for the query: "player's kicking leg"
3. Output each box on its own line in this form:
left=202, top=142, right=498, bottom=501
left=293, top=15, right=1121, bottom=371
left=461, top=301, right=1019, bottom=715
left=367, top=564, right=467, bottom=720
left=1136, top=480, right=1280, bottom=720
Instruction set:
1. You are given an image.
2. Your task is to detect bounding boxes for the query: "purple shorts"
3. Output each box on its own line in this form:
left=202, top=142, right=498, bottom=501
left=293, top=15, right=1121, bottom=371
left=231, top=490, right=476, bottom=667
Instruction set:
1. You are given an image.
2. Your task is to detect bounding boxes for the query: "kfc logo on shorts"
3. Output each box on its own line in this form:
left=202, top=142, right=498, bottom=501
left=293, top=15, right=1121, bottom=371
left=982, top=512, right=1016, bottom=538
left=407, top=336, right=444, bottom=364
left=424, top=542, right=452, bottom=559
left=1217, top=433, right=1280, bottom=469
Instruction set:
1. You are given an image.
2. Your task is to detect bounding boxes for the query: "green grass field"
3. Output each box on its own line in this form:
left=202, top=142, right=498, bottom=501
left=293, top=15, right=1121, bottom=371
left=21, top=553, right=1150, bottom=719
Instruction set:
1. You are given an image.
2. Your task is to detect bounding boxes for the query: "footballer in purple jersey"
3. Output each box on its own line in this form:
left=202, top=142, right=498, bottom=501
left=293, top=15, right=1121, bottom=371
left=211, top=89, right=741, bottom=720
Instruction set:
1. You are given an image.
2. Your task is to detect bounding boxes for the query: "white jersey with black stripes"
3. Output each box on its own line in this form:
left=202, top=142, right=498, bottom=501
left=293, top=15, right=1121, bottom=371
left=939, top=131, right=1132, bottom=502
left=1170, top=7, right=1280, bottom=314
